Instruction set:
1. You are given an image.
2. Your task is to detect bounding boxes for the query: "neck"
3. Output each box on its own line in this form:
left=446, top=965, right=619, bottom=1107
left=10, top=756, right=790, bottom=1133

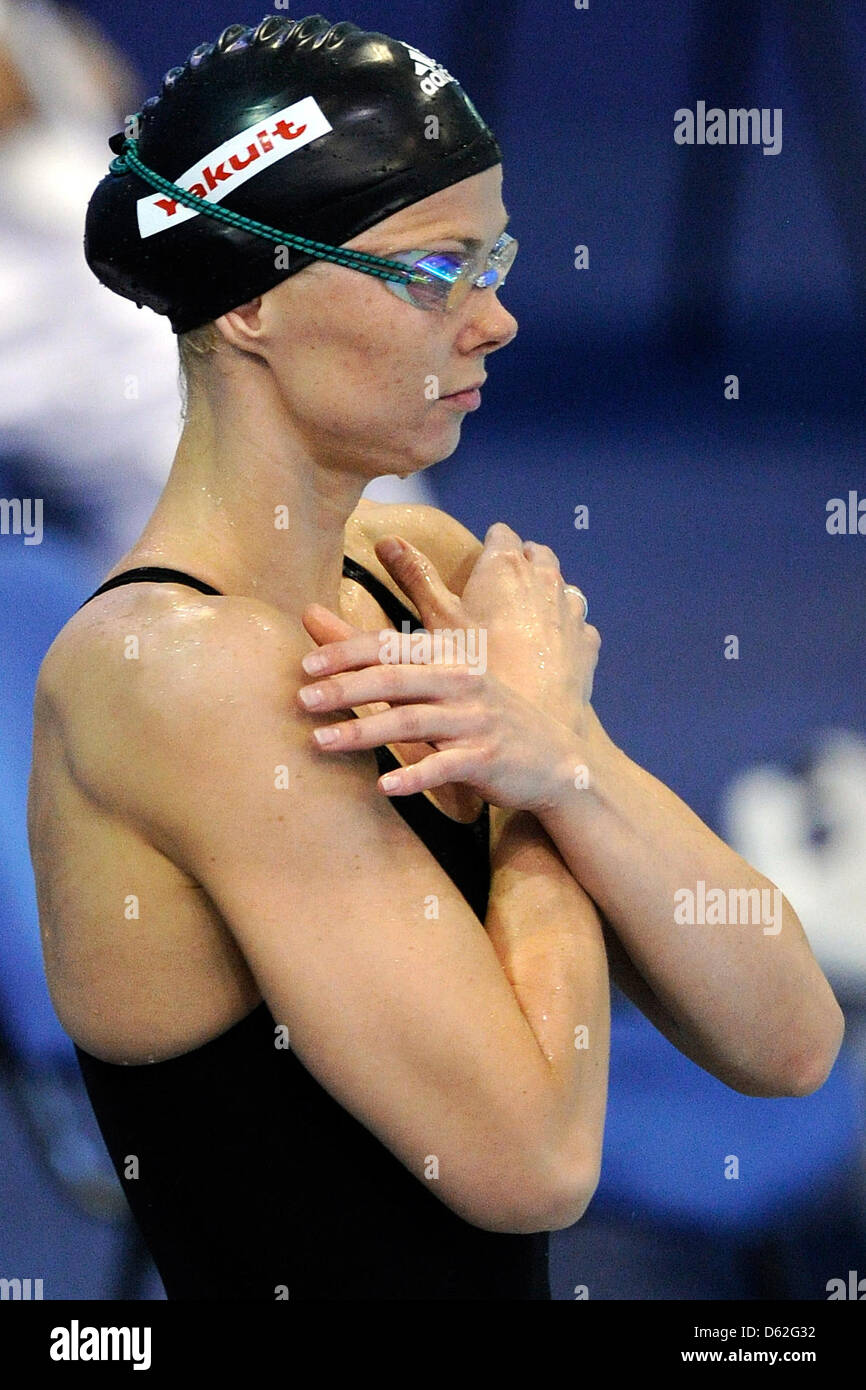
left=121, top=363, right=372, bottom=616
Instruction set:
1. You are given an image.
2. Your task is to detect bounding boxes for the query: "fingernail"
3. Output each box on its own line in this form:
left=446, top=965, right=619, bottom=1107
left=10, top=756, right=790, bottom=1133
left=380, top=773, right=401, bottom=791
left=314, top=727, right=340, bottom=745
left=302, top=652, right=327, bottom=673
left=298, top=686, right=323, bottom=707
left=378, top=538, right=404, bottom=562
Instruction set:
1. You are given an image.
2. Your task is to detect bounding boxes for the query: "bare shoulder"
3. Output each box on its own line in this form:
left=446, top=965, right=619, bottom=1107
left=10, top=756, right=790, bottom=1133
left=354, top=499, right=483, bottom=594
left=38, top=585, right=309, bottom=817
left=42, top=582, right=306, bottom=704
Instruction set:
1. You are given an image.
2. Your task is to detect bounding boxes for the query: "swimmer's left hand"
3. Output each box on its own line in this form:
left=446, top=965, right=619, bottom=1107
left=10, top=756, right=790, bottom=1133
left=296, top=544, right=589, bottom=814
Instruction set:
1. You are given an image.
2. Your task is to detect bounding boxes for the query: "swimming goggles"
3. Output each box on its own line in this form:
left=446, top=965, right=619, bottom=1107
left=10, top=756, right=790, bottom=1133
left=111, top=136, right=517, bottom=313
left=377, top=233, right=518, bottom=312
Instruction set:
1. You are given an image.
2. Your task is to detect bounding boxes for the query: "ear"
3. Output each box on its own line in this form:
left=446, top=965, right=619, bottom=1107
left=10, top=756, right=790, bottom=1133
left=213, top=298, right=265, bottom=356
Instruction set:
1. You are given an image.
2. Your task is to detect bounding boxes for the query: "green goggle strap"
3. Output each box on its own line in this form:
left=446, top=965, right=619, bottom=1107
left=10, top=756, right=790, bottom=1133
left=109, top=136, right=422, bottom=285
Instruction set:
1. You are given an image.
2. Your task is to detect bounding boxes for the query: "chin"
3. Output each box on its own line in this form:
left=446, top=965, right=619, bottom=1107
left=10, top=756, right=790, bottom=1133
left=378, top=436, right=461, bottom=478
left=433, top=434, right=462, bottom=464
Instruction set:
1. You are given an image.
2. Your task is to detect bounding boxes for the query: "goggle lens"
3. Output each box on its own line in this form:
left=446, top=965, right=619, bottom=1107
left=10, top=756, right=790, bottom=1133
left=404, top=253, right=466, bottom=310
left=387, top=232, right=517, bottom=311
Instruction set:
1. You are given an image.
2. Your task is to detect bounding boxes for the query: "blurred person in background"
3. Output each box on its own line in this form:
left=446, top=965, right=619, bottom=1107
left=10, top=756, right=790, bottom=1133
left=0, top=0, right=183, bottom=1219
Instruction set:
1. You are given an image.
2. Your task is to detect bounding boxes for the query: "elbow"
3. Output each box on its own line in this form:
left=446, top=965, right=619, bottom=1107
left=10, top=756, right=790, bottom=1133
left=516, top=1145, right=602, bottom=1233
left=462, top=1149, right=601, bottom=1235
left=742, top=1001, right=846, bottom=1099
left=533, top=1122, right=605, bottom=1230
left=537, top=1156, right=601, bottom=1231
left=782, top=1008, right=846, bottom=1097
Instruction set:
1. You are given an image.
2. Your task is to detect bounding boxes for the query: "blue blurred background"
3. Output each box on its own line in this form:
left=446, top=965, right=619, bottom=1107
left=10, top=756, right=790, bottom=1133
left=1, top=0, right=864, bottom=1299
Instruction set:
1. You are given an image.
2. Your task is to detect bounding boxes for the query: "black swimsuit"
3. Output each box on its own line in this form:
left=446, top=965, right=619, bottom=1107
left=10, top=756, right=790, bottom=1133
left=71, top=560, right=551, bottom=1300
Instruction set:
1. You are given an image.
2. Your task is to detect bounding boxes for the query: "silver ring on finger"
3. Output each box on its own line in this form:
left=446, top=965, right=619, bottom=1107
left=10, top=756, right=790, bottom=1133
left=563, top=585, right=589, bottom=621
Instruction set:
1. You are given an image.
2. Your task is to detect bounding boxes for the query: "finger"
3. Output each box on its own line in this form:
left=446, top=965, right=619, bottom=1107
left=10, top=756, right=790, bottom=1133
left=522, top=540, right=561, bottom=571
left=298, top=662, right=477, bottom=713
left=378, top=747, right=477, bottom=797
left=300, top=625, right=423, bottom=676
left=310, top=701, right=475, bottom=753
left=483, top=521, right=524, bottom=551
left=301, top=624, right=400, bottom=675
left=373, top=536, right=462, bottom=627
left=301, top=602, right=362, bottom=647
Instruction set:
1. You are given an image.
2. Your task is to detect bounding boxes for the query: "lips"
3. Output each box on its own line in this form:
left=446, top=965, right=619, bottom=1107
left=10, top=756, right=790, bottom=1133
left=444, top=380, right=485, bottom=396
left=440, top=387, right=482, bottom=411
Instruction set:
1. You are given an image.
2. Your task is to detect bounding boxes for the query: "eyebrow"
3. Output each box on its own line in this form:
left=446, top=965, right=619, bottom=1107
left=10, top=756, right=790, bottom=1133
left=379, top=213, right=511, bottom=254
left=437, top=214, right=511, bottom=251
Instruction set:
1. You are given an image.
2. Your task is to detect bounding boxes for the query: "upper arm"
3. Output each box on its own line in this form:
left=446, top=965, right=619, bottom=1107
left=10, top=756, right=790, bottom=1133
left=78, top=598, right=581, bottom=1233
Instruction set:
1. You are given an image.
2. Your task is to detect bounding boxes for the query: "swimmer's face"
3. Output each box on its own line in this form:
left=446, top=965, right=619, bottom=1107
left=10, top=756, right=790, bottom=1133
left=220, top=164, right=517, bottom=479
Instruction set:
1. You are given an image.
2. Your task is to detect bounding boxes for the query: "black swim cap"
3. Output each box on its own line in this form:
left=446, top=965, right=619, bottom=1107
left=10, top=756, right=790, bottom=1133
left=84, top=14, right=503, bottom=333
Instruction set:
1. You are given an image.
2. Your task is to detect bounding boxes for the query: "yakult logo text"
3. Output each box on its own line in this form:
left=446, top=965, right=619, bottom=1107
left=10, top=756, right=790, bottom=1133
left=136, top=96, right=332, bottom=239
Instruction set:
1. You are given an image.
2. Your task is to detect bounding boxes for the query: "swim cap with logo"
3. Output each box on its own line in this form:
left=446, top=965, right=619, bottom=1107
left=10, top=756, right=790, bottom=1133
left=84, top=14, right=503, bottom=333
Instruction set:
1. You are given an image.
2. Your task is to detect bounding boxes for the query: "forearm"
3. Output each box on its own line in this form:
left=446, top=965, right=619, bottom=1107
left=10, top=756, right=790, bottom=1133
left=485, top=804, right=610, bottom=1187
left=535, top=709, right=844, bottom=1096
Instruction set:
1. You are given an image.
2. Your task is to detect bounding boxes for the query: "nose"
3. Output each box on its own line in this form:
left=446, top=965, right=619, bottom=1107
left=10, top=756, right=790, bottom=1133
left=463, top=289, right=518, bottom=352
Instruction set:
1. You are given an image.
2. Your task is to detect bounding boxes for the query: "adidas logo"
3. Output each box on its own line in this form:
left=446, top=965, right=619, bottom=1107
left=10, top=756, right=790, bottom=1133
left=404, top=44, right=438, bottom=75
left=398, top=41, right=456, bottom=97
